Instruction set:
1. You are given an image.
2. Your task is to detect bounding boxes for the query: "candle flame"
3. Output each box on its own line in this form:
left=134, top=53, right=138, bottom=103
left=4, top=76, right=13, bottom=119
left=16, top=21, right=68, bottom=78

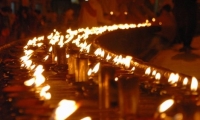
left=110, top=11, right=114, bottom=15
left=87, top=68, right=92, bottom=76
left=44, top=55, right=49, bottom=61
left=168, top=73, right=179, bottom=84
left=106, top=54, right=111, bottom=61
left=191, top=77, right=198, bottom=91
left=183, top=77, right=188, bottom=86
left=92, top=62, right=100, bottom=73
left=81, top=117, right=92, bottom=120
left=155, top=73, right=161, bottom=80
left=114, top=77, right=119, bottom=82
left=49, top=46, right=53, bottom=52
left=152, top=18, right=156, bottom=22
left=131, top=67, right=135, bottom=71
left=54, top=99, right=78, bottom=120
left=66, top=54, right=70, bottom=58
left=152, top=70, right=156, bottom=76
left=94, top=48, right=105, bottom=58
left=145, top=67, right=151, bottom=75
left=124, top=56, right=132, bottom=69
left=24, top=78, right=35, bottom=86
left=34, top=65, right=45, bottom=87
left=158, top=99, right=174, bottom=113
left=40, top=85, right=51, bottom=100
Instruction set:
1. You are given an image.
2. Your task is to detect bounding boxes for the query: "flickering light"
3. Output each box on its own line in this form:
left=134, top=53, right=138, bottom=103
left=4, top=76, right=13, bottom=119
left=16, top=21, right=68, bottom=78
left=54, top=99, right=78, bottom=120
left=168, top=73, right=179, bottom=85
left=110, top=11, right=114, bottom=15
left=24, top=78, right=35, bottom=86
left=115, top=77, right=119, bottom=82
left=152, top=18, right=156, bottom=22
left=92, top=62, right=100, bottom=73
left=145, top=67, right=151, bottom=75
left=191, top=77, right=198, bottom=92
left=40, top=85, right=51, bottom=100
left=183, top=77, right=188, bottom=86
left=81, top=116, right=91, bottom=120
left=158, top=99, right=174, bottom=113
left=155, top=72, right=161, bottom=80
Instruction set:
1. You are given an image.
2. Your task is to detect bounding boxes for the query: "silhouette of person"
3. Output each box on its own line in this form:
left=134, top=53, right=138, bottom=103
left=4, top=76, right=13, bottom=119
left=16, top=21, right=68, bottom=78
left=172, top=0, right=198, bottom=52
left=78, top=0, right=112, bottom=28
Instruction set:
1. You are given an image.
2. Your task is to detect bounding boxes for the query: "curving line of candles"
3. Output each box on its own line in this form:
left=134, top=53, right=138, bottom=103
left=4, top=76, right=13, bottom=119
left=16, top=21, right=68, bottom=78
left=18, top=18, right=199, bottom=119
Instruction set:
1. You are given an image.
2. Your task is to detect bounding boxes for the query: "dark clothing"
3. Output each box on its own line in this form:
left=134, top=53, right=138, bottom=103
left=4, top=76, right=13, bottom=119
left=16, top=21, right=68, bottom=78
left=173, top=0, right=198, bottom=47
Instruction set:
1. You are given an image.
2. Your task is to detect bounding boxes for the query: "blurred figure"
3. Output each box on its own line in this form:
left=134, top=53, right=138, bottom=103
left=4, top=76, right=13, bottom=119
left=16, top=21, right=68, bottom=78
left=45, top=10, right=58, bottom=31
left=98, top=0, right=120, bottom=21
left=13, top=6, right=31, bottom=39
left=155, top=4, right=177, bottom=44
left=172, top=0, right=198, bottom=52
left=78, top=0, right=112, bottom=28
left=116, top=2, right=129, bottom=23
left=0, top=6, right=11, bottom=45
left=128, top=0, right=156, bottom=23
left=138, top=4, right=176, bottom=61
left=60, top=8, right=75, bottom=30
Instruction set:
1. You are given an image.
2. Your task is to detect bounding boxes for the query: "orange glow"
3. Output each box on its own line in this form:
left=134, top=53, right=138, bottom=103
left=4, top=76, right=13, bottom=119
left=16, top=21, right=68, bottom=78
left=168, top=73, right=179, bottom=84
left=191, top=77, right=198, bottom=91
left=145, top=67, right=151, bottom=75
left=159, top=99, right=174, bottom=113
left=54, top=99, right=79, bottom=120
left=183, top=77, right=188, bottom=86
left=81, top=117, right=92, bottom=120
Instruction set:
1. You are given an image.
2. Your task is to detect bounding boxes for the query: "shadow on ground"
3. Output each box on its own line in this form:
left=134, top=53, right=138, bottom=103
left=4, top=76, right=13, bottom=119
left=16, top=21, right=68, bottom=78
left=171, top=52, right=200, bottom=62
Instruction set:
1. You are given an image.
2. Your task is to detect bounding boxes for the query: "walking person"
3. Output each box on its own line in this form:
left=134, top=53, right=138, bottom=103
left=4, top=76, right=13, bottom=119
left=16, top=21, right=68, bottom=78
left=172, top=0, right=198, bottom=52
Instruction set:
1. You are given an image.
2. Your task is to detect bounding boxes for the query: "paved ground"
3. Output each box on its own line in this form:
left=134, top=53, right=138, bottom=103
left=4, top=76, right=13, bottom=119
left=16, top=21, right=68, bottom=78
left=150, top=35, right=200, bottom=79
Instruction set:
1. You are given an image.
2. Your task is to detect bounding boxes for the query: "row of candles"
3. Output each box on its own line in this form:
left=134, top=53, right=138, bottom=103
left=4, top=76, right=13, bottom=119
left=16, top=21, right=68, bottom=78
left=15, top=19, right=200, bottom=119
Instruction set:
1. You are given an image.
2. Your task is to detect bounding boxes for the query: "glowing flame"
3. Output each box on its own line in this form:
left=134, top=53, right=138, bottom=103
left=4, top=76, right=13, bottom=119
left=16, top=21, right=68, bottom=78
left=87, top=68, right=92, bottom=76
left=183, top=77, right=188, bottom=86
left=191, top=77, right=198, bottom=91
left=106, top=54, right=111, bottom=61
left=145, top=67, right=151, bottom=75
left=54, top=99, right=78, bottom=120
left=152, top=18, right=156, bottom=22
left=24, top=78, right=35, bottom=86
left=110, top=11, right=114, bottom=15
left=55, top=56, right=57, bottom=62
left=92, top=62, right=100, bottom=73
left=40, top=85, right=51, bottom=100
left=152, top=70, right=156, bottom=76
left=168, top=73, right=179, bottom=84
left=44, top=55, right=49, bottom=61
left=124, top=56, right=132, bottom=69
left=115, top=77, right=119, bottom=82
left=81, top=117, right=92, bottom=120
left=49, top=46, right=53, bottom=52
left=155, top=73, right=161, bottom=80
left=94, top=48, right=105, bottom=58
left=24, top=59, right=32, bottom=68
left=131, top=67, right=135, bottom=72
left=158, top=99, right=174, bottom=113
left=33, top=65, right=45, bottom=87
left=66, top=54, right=70, bottom=58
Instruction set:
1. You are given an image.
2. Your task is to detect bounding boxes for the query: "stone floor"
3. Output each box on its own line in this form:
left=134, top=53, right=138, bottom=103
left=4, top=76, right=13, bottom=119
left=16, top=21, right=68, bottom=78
left=150, top=35, right=200, bottom=79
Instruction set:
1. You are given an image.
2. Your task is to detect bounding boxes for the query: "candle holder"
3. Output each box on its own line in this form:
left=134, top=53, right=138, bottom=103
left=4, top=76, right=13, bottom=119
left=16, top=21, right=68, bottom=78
left=74, top=54, right=89, bottom=82
left=117, top=74, right=140, bottom=119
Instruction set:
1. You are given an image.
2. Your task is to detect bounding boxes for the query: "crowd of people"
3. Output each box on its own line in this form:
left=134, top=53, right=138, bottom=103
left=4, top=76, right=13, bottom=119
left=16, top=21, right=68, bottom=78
left=0, top=0, right=199, bottom=55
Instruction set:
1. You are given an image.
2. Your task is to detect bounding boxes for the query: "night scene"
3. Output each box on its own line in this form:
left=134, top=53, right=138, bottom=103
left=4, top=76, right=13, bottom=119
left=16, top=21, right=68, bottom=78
left=0, top=0, right=200, bottom=120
